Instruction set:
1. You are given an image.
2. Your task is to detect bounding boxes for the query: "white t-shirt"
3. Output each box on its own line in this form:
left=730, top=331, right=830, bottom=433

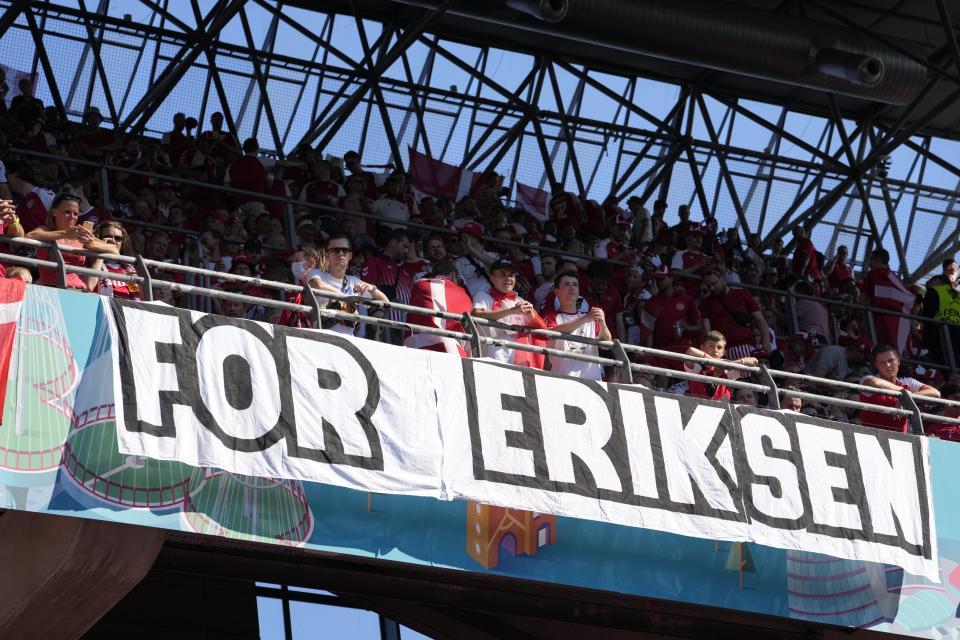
left=546, top=311, right=602, bottom=380
left=472, top=290, right=530, bottom=364
left=371, top=197, right=410, bottom=228
left=455, top=252, right=497, bottom=298
left=305, top=269, right=371, bottom=338
left=859, top=375, right=924, bottom=397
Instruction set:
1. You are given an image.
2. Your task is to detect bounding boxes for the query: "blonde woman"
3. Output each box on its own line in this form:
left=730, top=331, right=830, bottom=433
left=26, top=193, right=117, bottom=291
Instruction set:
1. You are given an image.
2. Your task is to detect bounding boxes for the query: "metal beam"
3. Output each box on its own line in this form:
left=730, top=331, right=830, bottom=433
left=350, top=12, right=405, bottom=170
left=545, top=62, right=586, bottom=195
left=120, top=0, right=245, bottom=135
left=459, top=61, right=538, bottom=169
left=238, top=5, right=285, bottom=156
left=23, top=6, right=66, bottom=116
left=696, top=93, right=751, bottom=234
left=553, top=59, right=678, bottom=136
left=77, top=0, right=120, bottom=125
left=0, top=0, right=27, bottom=40
left=826, top=97, right=890, bottom=264
left=708, top=92, right=844, bottom=169
left=189, top=0, right=240, bottom=142
left=303, top=2, right=454, bottom=150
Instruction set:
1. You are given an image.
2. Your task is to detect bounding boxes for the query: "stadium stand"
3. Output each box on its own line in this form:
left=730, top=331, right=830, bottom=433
left=1, top=96, right=960, bottom=438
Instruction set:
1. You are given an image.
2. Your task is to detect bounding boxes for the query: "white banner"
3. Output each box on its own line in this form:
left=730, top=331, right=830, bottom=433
left=107, top=299, right=938, bottom=580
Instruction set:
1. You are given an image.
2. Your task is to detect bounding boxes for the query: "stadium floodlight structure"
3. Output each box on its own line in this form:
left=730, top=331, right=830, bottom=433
left=2, top=0, right=960, bottom=280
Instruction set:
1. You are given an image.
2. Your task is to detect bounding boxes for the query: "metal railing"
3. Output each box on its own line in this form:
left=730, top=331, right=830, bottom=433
left=2, top=236, right=959, bottom=438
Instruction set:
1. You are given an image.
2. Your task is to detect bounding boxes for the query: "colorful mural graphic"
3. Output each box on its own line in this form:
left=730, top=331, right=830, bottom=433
left=466, top=502, right=556, bottom=569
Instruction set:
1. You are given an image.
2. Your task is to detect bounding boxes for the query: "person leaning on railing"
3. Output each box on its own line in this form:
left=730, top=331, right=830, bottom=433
left=93, top=221, right=141, bottom=300
left=859, top=343, right=940, bottom=433
left=924, top=381, right=960, bottom=441
left=676, top=330, right=758, bottom=401
left=25, top=193, right=117, bottom=292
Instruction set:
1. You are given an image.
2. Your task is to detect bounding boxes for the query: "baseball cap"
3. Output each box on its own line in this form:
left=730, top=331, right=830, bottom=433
left=488, top=258, right=517, bottom=275
left=653, top=264, right=672, bottom=279
left=460, top=221, right=483, bottom=238
left=687, top=222, right=703, bottom=235
left=614, top=214, right=630, bottom=228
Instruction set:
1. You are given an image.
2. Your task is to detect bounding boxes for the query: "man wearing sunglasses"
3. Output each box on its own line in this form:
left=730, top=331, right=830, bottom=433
left=304, top=233, right=388, bottom=338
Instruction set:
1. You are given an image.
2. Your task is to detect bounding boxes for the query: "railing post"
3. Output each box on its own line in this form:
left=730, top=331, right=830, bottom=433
left=461, top=312, right=483, bottom=358
left=865, top=308, right=878, bottom=346
left=899, top=390, right=925, bottom=436
left=284, top=200, right=299, bottom=249
left=785, top=291, right=799, bottom=336
left=942, top=322, right=957, bottom=373
left=610, top=340, right=633, bottom=384
left=134, top=254, right=154, bottom=302
left=99, top=166, right=112, bottom=210
left=758, top=363, right=780, bottom=410
left=47, top=243, right=68, bottom=289
left=301, top=282, right=323, bottom=325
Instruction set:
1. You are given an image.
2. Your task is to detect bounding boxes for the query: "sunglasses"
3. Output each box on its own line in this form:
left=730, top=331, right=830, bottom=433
left=326, top=247, right=352, bottom=255
left=102, top=234, right=124, bottom=242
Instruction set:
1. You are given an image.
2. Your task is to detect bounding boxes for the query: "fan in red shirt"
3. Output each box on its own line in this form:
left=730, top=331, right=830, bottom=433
left=640, top=265, right=701, bottom=370
left=403, top=260, right=474, bottom=356
left=669, top=223, right=708, bottom=293
left=343, top=150, right=379, bottom=200
left=859, top=344, right=939, bottom=433
left=791, top=224, right=822, bottom=282
left=683, top=331, right=758, bottom=401
left=924, top=381, right=960, bottom=442
left=824, top=245, right=853, bottom=292
left=225, top=138, right=268, bottom=206
left=6, top=168, right=54, bottom=233
left=548, top=184, right=584, bottom=237
left=584, top=260, right=625, bottom=341
left=299, top=159, right=345, bottom=210
left=701, top=268, right=772, bottom=360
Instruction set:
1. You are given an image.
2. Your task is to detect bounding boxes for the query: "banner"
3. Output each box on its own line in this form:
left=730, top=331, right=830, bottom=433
left=408, top=147, right=481, bottom=201
left=107, top=298, right=938, bottom=579
left=516, top=182, right=550, bottom=222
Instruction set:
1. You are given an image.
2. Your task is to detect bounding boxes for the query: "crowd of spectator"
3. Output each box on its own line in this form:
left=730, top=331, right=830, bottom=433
left=1, top=92, right=959, bottom=439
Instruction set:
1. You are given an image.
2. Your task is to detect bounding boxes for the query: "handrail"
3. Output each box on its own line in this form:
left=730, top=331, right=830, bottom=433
left=3, top=238, right=960, bottom=431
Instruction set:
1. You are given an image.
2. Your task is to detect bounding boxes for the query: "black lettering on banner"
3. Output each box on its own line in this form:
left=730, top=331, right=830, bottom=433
left=112, top=299, right=383, bottom=470
left=734, top=406, right=932, bottom=560
left=464, top=360, right=745, bottom=520
left=463, top=359, right=932, bottom=562
left=112, top=299, right=934, bottom=564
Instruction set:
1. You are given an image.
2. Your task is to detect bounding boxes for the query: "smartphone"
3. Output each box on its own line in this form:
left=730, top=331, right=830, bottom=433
left=82, top=221, right=95, bottom=231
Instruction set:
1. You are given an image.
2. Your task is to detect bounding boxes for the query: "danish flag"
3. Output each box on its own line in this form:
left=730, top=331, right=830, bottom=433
left=408, top=147, right=482, bottom=202
left=0, top=278, right=26, bottom=423
left=516, top=182, right=550, bottom=222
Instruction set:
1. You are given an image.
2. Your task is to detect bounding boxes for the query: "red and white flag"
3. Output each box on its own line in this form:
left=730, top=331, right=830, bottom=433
left=404, top=276, right=474, bottom=357
left=516, top=182, right=550, bottom=222
left=0, top=279, right=26, bottom=422
left=864, top=266, right=914, bottom=354
left=408, top=147, right=482, bottom=202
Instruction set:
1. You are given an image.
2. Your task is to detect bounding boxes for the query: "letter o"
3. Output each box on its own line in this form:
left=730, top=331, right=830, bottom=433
left=196, top=325, right=281, bottom=440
